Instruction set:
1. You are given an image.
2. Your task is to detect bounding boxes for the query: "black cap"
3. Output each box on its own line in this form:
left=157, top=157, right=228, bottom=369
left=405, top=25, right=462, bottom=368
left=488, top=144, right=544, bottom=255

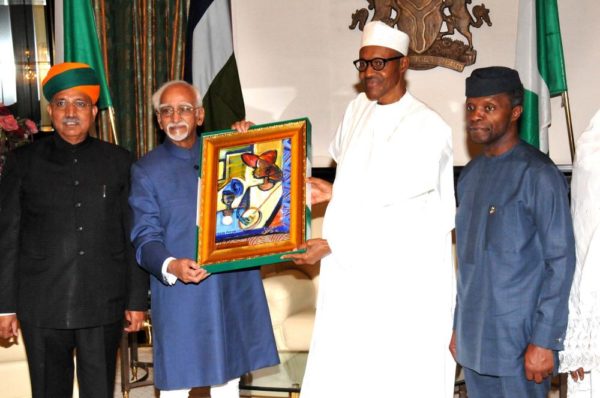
left=466, top=66, right=523, bottom=97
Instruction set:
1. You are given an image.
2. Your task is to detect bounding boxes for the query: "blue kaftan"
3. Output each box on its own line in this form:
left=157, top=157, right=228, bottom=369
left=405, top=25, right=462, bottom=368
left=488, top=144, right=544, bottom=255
left=129, top=138, right=278, bottom=390
left=454, top=141, right=575, bottom=376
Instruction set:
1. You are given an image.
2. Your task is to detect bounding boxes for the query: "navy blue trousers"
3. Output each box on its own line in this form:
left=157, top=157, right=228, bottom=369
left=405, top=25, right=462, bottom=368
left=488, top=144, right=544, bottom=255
left=463, top=366, right=551, bottom=398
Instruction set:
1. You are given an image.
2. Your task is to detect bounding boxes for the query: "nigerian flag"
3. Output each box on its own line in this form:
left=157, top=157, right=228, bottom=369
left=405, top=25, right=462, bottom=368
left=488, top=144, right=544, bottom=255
left=54, top=0, right=113, bottom=109
left=185, top=0, right=245, bottom=132
left=515, top=0, right=567, bottom=153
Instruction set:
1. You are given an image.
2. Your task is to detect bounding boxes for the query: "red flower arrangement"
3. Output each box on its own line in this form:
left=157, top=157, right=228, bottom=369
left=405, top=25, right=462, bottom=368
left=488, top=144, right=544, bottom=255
left=0, top=103, right=39, bottom=178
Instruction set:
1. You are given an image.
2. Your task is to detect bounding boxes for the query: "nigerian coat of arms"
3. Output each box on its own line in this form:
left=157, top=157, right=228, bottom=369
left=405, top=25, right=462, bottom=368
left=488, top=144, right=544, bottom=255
left=350, top=0, right=492, bottom=71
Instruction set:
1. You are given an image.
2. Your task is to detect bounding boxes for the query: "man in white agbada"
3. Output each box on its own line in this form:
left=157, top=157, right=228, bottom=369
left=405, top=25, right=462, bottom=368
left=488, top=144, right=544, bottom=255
left=284, top=21, right=456, bottom=397
left=559, top=109, right=600, bottom=397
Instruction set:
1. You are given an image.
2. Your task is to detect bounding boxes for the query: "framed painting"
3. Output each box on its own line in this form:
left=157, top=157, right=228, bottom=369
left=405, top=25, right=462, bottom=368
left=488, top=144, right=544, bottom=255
left=197, top=118, right=311, bottom=273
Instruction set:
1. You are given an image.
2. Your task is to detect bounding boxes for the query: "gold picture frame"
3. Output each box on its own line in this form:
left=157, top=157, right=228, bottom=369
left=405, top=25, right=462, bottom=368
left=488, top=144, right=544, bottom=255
left=197, top=118, right=311, bottom=273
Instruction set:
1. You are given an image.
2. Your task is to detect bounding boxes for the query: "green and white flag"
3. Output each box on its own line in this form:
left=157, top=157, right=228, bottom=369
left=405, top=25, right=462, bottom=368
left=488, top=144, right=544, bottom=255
left=515, top=0, right=567, bottom=153
left=54, top=0, right=112, bottom=109
left=184, top=0, right=245, bottom=132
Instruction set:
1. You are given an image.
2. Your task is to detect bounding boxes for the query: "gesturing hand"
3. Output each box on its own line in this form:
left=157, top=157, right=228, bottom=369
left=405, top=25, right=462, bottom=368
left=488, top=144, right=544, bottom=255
left=524, top=344, right=554, bottom=383
left=167, top=258, right=210, bottom=284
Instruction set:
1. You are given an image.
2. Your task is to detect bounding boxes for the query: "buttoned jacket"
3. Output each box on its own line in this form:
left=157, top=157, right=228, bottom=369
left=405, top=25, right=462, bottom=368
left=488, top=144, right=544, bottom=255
left=0, top=134, right=148, bottom=329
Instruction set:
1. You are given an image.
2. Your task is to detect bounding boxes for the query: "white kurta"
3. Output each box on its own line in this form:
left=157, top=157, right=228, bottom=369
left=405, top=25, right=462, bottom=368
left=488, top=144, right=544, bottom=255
left=301, top=93, right=456, bottom=397
left=560, top=109, right=600, bottom=397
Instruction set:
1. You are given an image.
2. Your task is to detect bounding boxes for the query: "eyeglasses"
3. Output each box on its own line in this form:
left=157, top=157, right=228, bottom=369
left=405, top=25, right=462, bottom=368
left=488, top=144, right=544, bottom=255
left=157, top=105, right=198, bottom=118
left=353, top=55, right=403, bottom=72
left=51, top=99, right=92, bottom=110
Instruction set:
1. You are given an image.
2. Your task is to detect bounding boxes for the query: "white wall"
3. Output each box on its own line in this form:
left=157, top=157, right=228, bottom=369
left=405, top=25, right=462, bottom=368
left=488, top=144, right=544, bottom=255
left=232, top=0, right=600, bottom=167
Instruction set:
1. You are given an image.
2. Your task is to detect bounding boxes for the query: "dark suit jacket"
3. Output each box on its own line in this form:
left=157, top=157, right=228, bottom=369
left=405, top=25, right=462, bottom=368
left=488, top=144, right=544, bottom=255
left=0, top=134, right=148, bottom=329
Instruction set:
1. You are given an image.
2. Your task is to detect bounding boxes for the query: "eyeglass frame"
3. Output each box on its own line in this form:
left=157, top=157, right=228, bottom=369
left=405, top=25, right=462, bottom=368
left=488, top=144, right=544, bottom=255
left=156, top=104, right=200, bottom=118
left=50, top=99, right=93, bottom=110
left=353, top=55, right=404, bottom=72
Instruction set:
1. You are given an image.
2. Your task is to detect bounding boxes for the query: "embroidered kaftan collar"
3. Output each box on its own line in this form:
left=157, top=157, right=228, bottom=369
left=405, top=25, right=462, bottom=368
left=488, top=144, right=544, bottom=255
left=164, top=135, right=201, bottom=161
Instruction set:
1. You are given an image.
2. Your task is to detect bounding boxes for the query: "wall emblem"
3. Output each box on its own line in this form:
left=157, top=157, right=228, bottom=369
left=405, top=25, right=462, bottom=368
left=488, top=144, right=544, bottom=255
left=350, top=0, right=492, bottom=71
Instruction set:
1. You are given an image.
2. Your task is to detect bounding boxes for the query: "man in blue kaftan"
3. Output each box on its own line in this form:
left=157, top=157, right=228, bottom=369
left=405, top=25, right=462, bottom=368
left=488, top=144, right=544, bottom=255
left=129, top=80, right=278, bottom=398
left=450, top=67, right=576, bottom=398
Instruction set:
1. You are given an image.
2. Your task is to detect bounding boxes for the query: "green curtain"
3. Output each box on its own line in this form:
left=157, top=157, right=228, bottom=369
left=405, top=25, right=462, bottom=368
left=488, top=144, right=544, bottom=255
left=92, top=0, right=187, bottom=158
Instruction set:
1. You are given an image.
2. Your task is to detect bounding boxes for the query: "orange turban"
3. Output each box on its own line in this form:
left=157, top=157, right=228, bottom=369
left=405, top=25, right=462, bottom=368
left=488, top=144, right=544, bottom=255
left=42, top=62, right=100, bottom=104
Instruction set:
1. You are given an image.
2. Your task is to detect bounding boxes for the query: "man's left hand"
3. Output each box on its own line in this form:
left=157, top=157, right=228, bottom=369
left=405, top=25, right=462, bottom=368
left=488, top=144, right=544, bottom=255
left=231, top=120, right=255, bottom=132
left=449, top=330, right=458, bottom=361
left=524, top=343, right=554, bottom=383
left=124, top=310, right=146, bottom=332
left=282, top=238, right=331, bottom=265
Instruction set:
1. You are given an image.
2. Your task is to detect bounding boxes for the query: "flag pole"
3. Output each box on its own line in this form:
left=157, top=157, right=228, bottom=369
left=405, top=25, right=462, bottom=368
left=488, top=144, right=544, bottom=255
left=108, top=106, right=119, bottom=145
left=562, top=91, right=575, bottom=162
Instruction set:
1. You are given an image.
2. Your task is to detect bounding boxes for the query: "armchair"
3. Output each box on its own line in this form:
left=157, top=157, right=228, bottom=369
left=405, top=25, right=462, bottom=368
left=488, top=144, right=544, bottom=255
left=261, top=214, right=323, bottom=352
left=0, top=333, right=31, bottom=398
left=0, top=331, right=81, bottom=398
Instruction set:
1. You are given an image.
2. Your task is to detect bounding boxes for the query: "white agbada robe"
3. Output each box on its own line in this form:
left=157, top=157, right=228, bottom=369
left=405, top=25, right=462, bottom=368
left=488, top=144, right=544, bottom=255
left=301, top=92, right=456, bottom=397
left=560, top=109, right=600, bottom=398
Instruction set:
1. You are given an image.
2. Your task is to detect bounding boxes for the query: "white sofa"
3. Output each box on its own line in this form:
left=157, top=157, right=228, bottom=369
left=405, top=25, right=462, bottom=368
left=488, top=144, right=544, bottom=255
left=0, top=331, right=79, bottom=398
left=262, top=267, right=319, bottom=351
left=0, top=332, right=31, bottom=398
left=261, top=213, right=323, bottom=352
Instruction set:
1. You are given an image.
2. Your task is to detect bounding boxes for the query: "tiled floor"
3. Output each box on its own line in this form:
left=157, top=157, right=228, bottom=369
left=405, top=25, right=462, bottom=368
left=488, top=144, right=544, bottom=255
left=114, top=347, right=562, bottom=398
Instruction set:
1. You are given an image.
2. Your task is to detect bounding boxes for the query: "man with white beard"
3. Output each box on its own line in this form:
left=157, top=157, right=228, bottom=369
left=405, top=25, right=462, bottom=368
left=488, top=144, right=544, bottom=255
left=129, top=80, right=278, bottom=397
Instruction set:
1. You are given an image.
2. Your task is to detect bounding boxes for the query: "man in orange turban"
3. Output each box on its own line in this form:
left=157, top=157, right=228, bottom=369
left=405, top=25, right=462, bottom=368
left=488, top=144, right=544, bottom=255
left=42, top=62, right=101, bottom=105
left=41, top=62, right=100, bottom=145
left=0, top=62, right=148, bottom=397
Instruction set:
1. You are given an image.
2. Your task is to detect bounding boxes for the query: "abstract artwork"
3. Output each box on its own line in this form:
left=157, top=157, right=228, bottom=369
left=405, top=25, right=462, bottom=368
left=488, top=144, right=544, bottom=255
left=197, top=118, right=311, bottom=272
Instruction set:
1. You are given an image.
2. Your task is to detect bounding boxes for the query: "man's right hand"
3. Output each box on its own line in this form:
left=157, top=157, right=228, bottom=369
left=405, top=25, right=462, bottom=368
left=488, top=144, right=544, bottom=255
left=167, top=258, right=210, bottom=284
left=570, top=367, right=585, bottom=381
left=0, top=314, right=18, bottom=340
left=308, top=177, right=333, bottom=205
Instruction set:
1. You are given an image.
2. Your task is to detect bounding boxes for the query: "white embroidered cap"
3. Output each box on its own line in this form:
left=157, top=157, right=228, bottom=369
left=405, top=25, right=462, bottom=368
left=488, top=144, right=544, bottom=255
left=360, top=21, right=410, bottom=55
